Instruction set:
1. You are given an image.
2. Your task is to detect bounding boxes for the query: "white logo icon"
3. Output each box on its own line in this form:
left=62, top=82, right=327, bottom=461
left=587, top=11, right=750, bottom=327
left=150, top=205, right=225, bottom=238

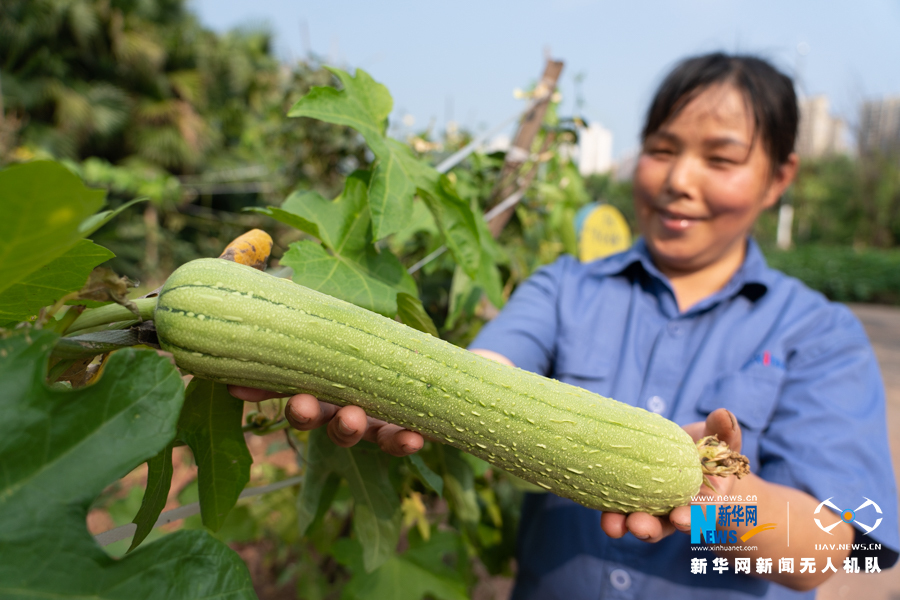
left=814, top=497, right=882, bottom=535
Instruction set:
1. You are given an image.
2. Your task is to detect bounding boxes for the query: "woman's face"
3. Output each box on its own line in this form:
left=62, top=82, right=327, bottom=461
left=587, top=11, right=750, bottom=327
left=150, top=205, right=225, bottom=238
left=633, top=83, right=796, bottom=276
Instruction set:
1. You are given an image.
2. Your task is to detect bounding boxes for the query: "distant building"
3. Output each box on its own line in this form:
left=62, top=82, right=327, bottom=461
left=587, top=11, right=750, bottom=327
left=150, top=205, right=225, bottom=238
left=796, top=96, right=848, bottom=158
left=578, top=122, right=613, bottom=176
left=859, top=96, right=900, bottom=156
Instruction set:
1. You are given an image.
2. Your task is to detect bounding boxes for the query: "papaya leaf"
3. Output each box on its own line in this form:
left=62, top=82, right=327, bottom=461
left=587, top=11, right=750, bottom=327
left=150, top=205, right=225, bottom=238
left=128, top=441, right=175, bottom=552
left=396, top=293, right=439, bottom=337
left=251, top=200, right=322, bottom=241
left=177, top=379, right=252, bottom=532
left=271, top=172, right=418, bottom=318
left=0, top=239, right=114, bottom=327
left=288, top=68, right=484, bottom=257
left=282, top=240, right=415, bottom=318
left=287, top=68, right=407, bottom=240
left=287, top=67, right=392, bottom=146
left=0, top=330, right=255, bottom=599
left=304, top=429, right=402, bottom=573
left=331, top=533, right=468, bottom=600
left=255, top=171, right=372, bottom=255
left=0, top=161, right=106, bottom=296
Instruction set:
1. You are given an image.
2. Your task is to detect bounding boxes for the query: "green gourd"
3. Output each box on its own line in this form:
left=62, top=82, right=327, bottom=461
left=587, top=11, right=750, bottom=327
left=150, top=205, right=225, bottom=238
left=154, top=258, right=743, bottom=515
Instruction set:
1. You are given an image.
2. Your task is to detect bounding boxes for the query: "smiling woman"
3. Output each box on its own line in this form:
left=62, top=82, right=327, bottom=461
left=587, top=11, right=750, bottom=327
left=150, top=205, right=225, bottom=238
left=634, top=56, right=799, bottom=311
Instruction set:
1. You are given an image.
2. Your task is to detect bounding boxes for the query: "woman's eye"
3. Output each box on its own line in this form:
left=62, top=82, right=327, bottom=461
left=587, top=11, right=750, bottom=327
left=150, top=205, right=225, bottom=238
left=709, top=156, right=735, bottom=165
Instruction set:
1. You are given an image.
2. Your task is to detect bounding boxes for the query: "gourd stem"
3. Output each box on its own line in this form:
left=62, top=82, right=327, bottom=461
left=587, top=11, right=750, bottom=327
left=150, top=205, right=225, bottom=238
left=697, top=435, right=751, bottom=489
left=66, top=298, right=157, bottom=335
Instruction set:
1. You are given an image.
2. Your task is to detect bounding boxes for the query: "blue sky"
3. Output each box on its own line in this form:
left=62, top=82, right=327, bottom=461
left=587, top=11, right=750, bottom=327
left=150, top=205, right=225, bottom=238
left=191, top=0, right=900, bottom=159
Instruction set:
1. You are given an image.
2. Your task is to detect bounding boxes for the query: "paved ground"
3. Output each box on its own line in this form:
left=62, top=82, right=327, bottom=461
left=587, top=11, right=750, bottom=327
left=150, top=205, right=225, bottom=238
left=817, top=305, right=900, bottom=600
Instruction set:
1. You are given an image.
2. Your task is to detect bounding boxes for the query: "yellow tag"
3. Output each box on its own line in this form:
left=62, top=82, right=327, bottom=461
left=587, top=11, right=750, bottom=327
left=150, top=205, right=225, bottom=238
left=579, top=204, right=631, bottom=262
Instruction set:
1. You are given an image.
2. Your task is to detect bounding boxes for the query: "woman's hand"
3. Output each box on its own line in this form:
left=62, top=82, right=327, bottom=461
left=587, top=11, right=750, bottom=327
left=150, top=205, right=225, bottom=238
left=228, top=386, right=425, bottom=457
left=599, top=408, right=743, bottom=542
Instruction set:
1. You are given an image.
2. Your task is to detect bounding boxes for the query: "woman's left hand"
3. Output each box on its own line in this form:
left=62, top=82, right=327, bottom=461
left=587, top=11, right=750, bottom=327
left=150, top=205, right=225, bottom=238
left=599, top=408, right=742, bottom=543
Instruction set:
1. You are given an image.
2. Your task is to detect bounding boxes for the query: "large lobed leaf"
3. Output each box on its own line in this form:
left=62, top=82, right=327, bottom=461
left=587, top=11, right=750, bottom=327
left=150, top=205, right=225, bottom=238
left=262, top=171, right=422, bottom=319
left=287, top=69, right=490, bottom=290
left=0, top=330, right=256, bottom=599
left=0, top=161, right=106, bottom=297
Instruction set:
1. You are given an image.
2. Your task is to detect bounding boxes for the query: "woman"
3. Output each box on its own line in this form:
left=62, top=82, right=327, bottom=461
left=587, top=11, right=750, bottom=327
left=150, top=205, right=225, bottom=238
left=232, top=53, right=899, bottom=598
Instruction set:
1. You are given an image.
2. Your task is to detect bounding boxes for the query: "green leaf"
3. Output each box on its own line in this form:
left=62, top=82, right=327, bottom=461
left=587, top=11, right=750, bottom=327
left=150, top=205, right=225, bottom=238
left=0, top=239, right=114, bottom=327
left=332, top=534, right=468, bottom=600
left=366, top=145, right=418, bottom=240
left=297, top=470, right=342, bottom=536
left=305, top=429, right=402, bottom=573
left=412, top=162, right=482, bottom=277
left=396, top=293, right=439, bottom=337
left=258, top=171, right=372, bottom=255
left=0, top=161, right=106, bottom=296
left=272, top=172, right=419, bottom=318
left=288, top=67, right=392, bottom=145
left=78, top=197, right=146, bottom=237
left=439, top=446, right=480, bottom=524
left=297, top=442, right=339, bottom=535
left=286, top=67, right=495, bottom=297
left=0, top=330, right=255, bottom=599
left=406, top=453, right=443, bottom=496
left=389, top=198, right=438, bottom=248
left=128, top=442, right=175, bottom=552
left=282, top=240, right=415, bottom=317
left=444, top=265, right=482, bottom=332
left=177, top=379, right=252, bottom=532
left=288, top=68, right=482, bottom=251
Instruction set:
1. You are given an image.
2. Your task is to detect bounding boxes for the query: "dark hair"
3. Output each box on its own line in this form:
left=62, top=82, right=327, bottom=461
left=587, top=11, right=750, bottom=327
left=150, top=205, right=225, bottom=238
left=641, top=53, right=798, bottom=169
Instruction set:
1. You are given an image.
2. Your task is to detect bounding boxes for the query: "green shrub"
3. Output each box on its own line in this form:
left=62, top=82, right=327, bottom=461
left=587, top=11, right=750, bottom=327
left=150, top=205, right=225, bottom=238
left=764, top=245, right=900, bottom=305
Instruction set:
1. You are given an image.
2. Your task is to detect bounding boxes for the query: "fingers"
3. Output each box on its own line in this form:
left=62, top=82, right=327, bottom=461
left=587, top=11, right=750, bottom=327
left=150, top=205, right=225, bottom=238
left=682, top=409, right=742, bottom=453
left=706, top=408, right=742, bottom=453
left=600, top=512, right=628, bottom=538
left=669, top=505, right=692, bottom=533
left=601, top=511, right=677, bottom=543
left=362, top=421, right=425, bottom=457
left=281, top=394, right=423, bottom=456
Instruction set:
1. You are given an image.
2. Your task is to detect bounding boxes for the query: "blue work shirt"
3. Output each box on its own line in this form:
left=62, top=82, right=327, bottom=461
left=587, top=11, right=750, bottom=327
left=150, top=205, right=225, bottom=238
left=471, top=238, right=899, bottom=600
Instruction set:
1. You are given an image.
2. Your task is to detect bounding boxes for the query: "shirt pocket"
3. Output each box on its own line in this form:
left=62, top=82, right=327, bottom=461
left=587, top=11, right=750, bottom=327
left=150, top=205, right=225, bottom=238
left=695, top=365, right=785, bottom=431
left=551, top=344, right=613, bottom=396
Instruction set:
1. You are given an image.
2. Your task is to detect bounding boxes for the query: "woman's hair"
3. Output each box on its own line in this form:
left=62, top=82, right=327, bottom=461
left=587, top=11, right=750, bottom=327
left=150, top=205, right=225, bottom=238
left=641, top=52, right=798, bottom=169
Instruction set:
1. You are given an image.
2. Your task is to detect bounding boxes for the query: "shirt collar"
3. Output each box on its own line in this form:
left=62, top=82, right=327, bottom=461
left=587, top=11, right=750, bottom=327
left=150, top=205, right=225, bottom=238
left=587, top=237, right=774, bottom=304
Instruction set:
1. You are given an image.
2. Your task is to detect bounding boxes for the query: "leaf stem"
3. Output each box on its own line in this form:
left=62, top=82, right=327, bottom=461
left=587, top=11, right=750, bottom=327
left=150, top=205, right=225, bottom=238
left=67, top=297, right=157, bottom=334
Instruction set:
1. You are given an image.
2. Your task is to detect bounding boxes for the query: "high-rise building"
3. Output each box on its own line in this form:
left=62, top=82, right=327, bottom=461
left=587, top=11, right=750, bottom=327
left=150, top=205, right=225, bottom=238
left=578, top=122, right=613, bottom=176
left=859, top=96, right=900, bottom=156
left=796, top=96, right=848, bottom=158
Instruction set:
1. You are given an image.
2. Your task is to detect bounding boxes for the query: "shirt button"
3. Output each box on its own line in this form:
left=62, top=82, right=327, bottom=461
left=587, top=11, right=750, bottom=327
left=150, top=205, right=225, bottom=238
left=667, top=321, right=684, bottom=336
left=647, top=395, right=666, bottom=414
left=610, top=568, right=631, bottom=591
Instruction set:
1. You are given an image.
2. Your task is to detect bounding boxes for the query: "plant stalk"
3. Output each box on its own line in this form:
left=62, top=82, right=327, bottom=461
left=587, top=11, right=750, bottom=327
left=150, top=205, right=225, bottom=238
left=67, top=297, right=157, bottom=335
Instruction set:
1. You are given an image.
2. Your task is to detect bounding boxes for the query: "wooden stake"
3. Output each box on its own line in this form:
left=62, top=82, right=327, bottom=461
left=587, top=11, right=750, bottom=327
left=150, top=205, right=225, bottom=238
left=486, top=58, right=564, bottom=238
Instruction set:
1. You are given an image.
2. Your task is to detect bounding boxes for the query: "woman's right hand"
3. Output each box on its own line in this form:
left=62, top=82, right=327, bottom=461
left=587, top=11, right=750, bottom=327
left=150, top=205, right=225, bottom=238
left=228, top=386, right=425, bottom=457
